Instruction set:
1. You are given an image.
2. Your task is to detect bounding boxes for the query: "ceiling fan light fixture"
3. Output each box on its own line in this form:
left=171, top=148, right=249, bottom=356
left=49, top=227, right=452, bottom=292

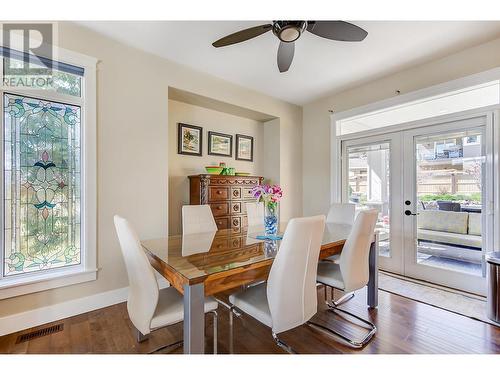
left=273, top=21, right=307, bottom=43
left=280, top=26, right=301, bottom=42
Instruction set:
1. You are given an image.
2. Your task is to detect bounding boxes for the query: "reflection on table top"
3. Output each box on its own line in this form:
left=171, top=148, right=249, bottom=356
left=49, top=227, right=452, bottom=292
left=141, top=222, right=352, bottom=283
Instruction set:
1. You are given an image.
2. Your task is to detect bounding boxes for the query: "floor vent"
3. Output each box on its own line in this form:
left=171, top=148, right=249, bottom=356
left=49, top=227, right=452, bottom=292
left=16, top=323, right=64, bottom=344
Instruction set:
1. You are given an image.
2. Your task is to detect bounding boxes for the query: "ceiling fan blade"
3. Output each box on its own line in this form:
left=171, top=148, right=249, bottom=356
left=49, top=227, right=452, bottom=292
left=277, top=42, right=295, bottom=73
left=307, top=21, right=368, bottom=42
left=212, top=24, right=273, bottom=47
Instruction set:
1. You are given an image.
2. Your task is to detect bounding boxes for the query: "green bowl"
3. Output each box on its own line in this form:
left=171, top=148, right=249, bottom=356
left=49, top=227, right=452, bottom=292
left=205, top=166, right=223, bottom=175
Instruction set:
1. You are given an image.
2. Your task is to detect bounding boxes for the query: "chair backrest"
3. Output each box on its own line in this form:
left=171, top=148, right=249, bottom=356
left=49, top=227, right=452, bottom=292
left=326, top=203, right=356, bottom=225
left=339, top=209, right=379, bottom=292
left=246, top=201, right=264, bottom=228
left=113, top=215, right=159, bottom=335
left=267, top=215, right=326, bottom=334
left=182, top=205, right=217, bottom=234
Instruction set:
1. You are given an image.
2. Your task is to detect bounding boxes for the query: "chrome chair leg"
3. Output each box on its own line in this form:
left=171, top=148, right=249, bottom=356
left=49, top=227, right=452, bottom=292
left=229, top=307, right=234, bottom=354
left=139, top=309, right=219, bottom=355
left=308, top=305, right=376, bottom=348
left=215, top=297, right=232, bottom=310
left=136, top=328, right=149, bottom=343
left=321, top=284, right=354, bottom=307
left=272, top=332, right=297, bottom=354
left=330, top=292, right=355, bottom=307
left=136, top=326, right=183, bottom=354
left=147, top=339, right=184, bottom=354
left=209, top=310, right=218, bottom=354
left=230, top=304, right=297, bottom=354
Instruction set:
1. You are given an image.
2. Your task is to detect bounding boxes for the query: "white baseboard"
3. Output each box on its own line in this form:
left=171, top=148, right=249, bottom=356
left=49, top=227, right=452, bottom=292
left=0, top=278, right=170, bottom=337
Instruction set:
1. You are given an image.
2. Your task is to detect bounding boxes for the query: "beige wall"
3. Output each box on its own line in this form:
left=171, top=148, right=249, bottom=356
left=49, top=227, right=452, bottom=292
left=0, top=22, right=302, bottom=318
left=168, top=99, right=265, bottom=235
left=302, top=36, right=500, bottom=217
left=263, top=118, right=281, bottom=186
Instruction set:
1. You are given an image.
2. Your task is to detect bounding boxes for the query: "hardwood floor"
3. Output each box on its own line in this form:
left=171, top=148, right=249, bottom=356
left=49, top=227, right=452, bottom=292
left=1, top=286, right=499, bottom=354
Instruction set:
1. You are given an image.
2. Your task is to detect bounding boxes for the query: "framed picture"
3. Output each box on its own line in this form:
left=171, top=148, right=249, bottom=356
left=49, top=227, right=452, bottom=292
left=208, top=131, right=233, bottom=157
left=235, top=134, right=254, bottom=162
left=178, top=123, right=202, bottom=156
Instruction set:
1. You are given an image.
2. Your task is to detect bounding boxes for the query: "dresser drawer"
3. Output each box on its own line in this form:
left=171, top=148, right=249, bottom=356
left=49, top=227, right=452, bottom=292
left=231, top=216, right=241, bottom=229
left=210, top=202, right=229, bottom=217
left=209, top=187, right=229, bottom=202
left=231, top=202, right=242, bottom=215
left=231, top=187, right=241, bottom=200
left=242, top=187, right=257, bottom=199
left=214, top=217, right=229, bottom=229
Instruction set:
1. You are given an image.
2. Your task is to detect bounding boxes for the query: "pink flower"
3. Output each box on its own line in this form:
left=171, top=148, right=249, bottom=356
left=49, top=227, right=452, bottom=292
left=252, top=183, right=283, bottom=203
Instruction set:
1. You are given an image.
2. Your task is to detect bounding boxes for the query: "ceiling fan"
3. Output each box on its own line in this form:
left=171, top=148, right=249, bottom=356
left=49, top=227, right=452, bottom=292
left=212, top=21, right=368, bottom=73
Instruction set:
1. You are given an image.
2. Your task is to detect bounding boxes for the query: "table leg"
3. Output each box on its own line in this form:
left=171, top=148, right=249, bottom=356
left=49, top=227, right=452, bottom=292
left=183, top=283, right=205, bottom=354
left=367, top=233, right=379, bottom=308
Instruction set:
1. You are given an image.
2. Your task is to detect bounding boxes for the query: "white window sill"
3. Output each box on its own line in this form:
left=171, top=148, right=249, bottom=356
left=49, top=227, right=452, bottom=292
left=0, top=268, right=97, bottom=300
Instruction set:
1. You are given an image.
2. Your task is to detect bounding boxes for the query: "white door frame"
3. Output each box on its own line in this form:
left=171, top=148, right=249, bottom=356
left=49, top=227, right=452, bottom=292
left=333, top=108, right=500, bottom=250
left=402, top=115, right=492, bottom=295
left=340, top=133, right=404, bottom=274
left=337, top=111, right=497, bottom=294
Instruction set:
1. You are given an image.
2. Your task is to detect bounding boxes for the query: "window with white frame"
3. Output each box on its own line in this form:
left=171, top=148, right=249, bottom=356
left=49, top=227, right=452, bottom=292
left=336, top=80, right=500, bottom=136
left=0, top=43, right=96, bottom=297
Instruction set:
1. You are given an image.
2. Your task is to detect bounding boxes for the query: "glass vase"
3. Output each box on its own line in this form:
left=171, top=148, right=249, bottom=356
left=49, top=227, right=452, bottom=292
left=264, top=202, right=278, bottom=236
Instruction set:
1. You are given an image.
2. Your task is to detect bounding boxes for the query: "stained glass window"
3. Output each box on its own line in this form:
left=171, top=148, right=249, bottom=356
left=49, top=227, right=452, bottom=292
left=3, top=57, right=83, bottom=97
left=3, top=93, right=81, bottom=276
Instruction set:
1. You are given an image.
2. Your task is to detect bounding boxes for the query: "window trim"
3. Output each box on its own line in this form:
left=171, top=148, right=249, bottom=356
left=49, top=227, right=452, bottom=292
left=0, top=44, right=97, bottom=300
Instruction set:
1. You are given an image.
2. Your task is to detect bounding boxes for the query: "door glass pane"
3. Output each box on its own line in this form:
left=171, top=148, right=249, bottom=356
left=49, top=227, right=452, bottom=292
left=415, top=129, right=484, bottom=277
left=346, top=142, right=391, bottom=257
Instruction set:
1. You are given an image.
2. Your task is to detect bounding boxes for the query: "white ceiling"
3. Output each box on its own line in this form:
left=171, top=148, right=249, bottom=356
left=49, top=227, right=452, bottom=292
left=79, top=21, right=500, bottom=105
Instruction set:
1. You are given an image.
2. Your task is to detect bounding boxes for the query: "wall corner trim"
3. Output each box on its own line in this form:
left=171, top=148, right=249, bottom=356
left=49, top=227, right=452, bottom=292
left=0, top=278, right=170, bottom=337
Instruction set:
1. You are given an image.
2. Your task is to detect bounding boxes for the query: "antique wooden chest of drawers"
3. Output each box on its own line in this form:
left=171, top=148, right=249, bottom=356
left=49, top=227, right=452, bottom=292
left=188, top=174, right=264, bottom=230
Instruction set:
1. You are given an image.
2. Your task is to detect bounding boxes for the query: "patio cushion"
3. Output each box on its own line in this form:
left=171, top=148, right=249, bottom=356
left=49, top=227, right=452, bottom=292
left=417, top=210, right=468, bottom=234
left=468, top=213, right=481, bottom=236
left=417, top=229, right=482, bottom=249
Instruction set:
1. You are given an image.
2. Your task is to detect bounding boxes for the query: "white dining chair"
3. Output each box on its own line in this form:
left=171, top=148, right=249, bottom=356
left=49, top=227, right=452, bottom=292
left=324, top=203, right=356, bottom=265
left=182, top=204, right=217, bottom=234
left=313, top=209, right=379, bottom=348
left=114, top=215, right=219, bottom=353
left=246, top=201, right=264, bottom=228
left=228, top=215, right=326, bottom=353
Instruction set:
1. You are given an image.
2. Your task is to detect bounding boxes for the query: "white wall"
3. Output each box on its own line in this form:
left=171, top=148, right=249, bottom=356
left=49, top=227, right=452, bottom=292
left=168, top=99, right=265, bottom=234
left=263, top=118, right=280, bottom=185
left=302, top=36, right=500, bottom=217
left=0, top=22, right=302, bottom=321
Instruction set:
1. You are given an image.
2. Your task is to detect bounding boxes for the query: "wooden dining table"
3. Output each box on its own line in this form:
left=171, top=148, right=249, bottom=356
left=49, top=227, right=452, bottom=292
left=141, top=222, right=379, bottom=354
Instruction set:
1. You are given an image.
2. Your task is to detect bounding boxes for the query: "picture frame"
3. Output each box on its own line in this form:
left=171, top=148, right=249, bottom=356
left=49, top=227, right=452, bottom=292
left=178, top=123, right=203, bottom=156
left=235, top=134, right=254, bottom=162
left=208, top=131, right=233, bottom=157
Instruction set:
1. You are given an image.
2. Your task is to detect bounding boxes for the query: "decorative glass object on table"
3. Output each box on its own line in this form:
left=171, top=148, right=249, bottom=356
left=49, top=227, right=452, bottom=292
left=251, top=184, right=283, bottom=236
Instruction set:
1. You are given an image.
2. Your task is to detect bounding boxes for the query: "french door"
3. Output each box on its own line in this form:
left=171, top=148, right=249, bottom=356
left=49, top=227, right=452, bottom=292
left=341, top=115, right=493, bottom=295
left=341, top=133, right=404, bottom=274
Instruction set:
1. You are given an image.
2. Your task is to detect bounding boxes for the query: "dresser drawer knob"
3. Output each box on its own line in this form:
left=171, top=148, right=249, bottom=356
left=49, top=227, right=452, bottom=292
left=217, top=190, right=222, bottom=195
left=217, top=206, right=222, bottom=210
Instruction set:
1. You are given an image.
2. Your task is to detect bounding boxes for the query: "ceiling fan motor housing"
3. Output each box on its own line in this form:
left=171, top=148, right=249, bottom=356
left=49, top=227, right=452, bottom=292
left=272, top=21, right=307, bottom=43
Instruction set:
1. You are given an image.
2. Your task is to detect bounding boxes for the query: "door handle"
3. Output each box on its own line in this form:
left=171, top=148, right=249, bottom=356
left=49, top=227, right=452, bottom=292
left=404, top=210, right=418, bottom=216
